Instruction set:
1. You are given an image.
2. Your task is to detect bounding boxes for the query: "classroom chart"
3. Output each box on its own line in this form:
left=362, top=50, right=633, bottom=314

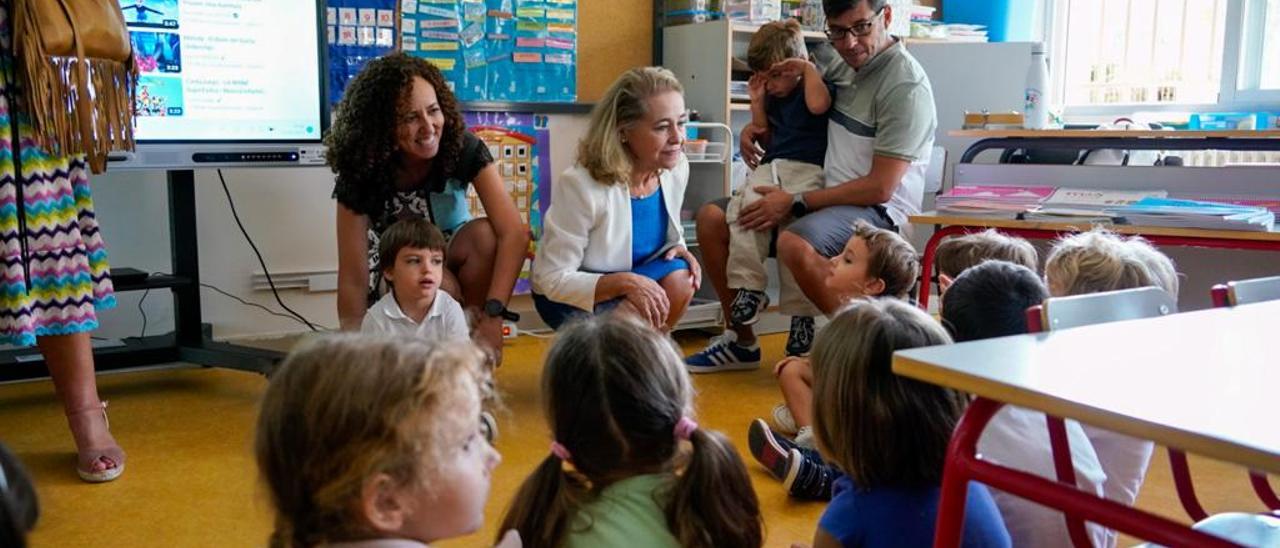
left=400, top=0, right=578, bottom=102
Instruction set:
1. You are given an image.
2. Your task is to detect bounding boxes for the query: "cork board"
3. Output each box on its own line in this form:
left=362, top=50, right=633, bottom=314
left=578, top=0, right=654, bottom=102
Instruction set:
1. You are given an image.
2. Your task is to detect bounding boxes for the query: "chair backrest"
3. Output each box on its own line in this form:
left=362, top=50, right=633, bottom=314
left=924, top=145, right=946, bottom=194
left=1217, top=275, right=1280, bottom=307
left=1034, top=286, right=1178, bottom=332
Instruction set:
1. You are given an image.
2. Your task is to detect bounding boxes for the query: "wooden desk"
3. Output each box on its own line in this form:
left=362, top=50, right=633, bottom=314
left=893, top=301, right=1280, bottom=547
left=909, top=212, right=1280, bottom=309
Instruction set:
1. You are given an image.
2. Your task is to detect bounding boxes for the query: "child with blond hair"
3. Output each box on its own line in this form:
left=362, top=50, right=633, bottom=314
left=1044, top=229, right=1179, bottom=510
left=255, top=335, right=516, bottom=548
left=500, top=315, right=762, bottom=548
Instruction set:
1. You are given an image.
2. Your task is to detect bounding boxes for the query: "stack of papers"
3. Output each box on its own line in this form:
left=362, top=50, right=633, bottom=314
left=937, top=185, right=1055, bottom=218
left=944, top=24, right=989, bottom=42
left=1024, top=187, right=1168, bottom=222
left=1110, top=197, right=1276, bottom=232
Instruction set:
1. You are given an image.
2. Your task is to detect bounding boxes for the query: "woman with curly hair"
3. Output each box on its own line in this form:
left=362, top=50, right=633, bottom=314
left=327, top=53, right=528, bottom=361
left=530, top=67, right=700, bottom=331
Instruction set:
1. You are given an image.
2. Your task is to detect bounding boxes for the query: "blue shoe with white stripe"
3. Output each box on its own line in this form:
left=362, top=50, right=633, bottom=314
left=685, top=331, right=761, bottom=373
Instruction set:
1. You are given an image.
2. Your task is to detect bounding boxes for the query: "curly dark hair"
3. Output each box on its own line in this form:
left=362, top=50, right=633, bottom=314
left=326, top=52, right=466, bottom=217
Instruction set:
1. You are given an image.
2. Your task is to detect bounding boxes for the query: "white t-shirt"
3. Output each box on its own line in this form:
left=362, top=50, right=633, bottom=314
left=978, top=406, right=1116, bottom=548
left=361, top=290, right=470, bottom=343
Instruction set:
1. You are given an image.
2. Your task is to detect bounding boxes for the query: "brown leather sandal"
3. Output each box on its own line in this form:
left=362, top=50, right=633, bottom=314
left=65, top=401, right=126, bottom=483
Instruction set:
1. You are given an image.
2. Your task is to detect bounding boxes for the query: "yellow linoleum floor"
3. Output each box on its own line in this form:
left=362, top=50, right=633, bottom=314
left=0, top=332, right=1267, bottom=547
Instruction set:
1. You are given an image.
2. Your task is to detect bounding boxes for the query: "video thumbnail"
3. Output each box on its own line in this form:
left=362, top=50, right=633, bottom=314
left=121, top=0, right=179, bottom=29
left=137, top=75, right=184, bottom=117
left=131, top=31, right=182, bottom=74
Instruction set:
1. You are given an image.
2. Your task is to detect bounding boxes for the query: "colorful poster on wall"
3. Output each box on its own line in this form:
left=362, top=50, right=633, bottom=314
left=327, top=0, right=399, bottom=110
left=464, top=112, right=552, bottom=293
left=327, top=0, right=577, bottom=107
left=400, top=0, right=577, bottom=102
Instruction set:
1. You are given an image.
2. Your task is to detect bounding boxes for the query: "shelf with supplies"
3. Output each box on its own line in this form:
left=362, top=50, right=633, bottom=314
left=684, top=122, right=733, bottom=164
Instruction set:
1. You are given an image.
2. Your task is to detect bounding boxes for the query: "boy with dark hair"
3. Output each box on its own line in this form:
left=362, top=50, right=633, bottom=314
left=362, top=218, right=469, bottom=342
left=942, top=261, right=1113, bottom=548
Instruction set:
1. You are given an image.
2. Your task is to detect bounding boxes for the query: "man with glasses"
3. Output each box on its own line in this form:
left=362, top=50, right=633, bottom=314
left=688, top=0, right=936, bottom=371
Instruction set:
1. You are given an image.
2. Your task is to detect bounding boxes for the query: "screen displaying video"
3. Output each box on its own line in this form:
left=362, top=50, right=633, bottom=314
left=121, top=0, right=323, bottom=142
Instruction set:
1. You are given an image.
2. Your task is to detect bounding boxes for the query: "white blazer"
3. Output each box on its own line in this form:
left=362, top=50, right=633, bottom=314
left=532, top=156, right=689, bottom=311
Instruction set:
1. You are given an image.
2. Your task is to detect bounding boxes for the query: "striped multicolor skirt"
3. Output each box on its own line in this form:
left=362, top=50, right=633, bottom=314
left=0, top=7, right=115, bottom=347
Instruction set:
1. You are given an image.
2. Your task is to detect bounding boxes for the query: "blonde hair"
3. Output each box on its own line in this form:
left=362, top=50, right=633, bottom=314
left=1125, top=237, right=1180, bottom=297
left=1044, top=230, right=1178, bottom=297
left=811, top=299, right=964, bottom=488
left=853, top=221, right=920, bottom=299
left=578, top=67, right=685, bottom=186
left=255, top=334, right=486, bottom=547
left=499, top=315, right=762, bottom=548
left=935, top=229, right=1039, bottom=278
left=747, top=19, right=808, bottom=72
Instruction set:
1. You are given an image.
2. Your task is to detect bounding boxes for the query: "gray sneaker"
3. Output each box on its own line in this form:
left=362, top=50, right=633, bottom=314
left=730, top=289, right=770, bottom=326
left=785, top=316, right=815, bottom=356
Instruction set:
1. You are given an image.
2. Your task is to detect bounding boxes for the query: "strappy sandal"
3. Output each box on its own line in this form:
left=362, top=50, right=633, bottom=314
left=65, top=401, right=126, bottom=483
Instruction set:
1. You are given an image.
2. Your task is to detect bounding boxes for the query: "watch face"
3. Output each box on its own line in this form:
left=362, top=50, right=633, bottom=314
left=484, top=299, right=503, bottom=316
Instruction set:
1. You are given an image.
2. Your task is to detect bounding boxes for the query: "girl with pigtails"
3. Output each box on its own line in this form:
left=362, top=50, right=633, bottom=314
left=499, top=314, right=763, bottom=548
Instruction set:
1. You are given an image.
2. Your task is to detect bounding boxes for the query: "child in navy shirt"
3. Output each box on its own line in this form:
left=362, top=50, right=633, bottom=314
left=691, top=19, right=834, bottom=371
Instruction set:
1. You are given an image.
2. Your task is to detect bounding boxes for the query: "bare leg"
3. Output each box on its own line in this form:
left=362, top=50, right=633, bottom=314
left=695, top=202, right=755, bottom=344
left=39, top=333, right=124, bottom=477
left=777, top=231, right=841, bottom=316
left=659, top=269, right=695, bottom=331
left=447, top=218, right=504, bottom=362
left=778, top=358, right=813, bottom=428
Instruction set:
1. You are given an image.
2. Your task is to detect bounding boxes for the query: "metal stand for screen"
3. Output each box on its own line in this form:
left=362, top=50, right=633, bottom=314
left=0, top=169, right=283, bottom=382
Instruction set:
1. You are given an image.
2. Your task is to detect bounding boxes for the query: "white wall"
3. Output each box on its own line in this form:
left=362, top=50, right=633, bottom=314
left=90, top=113, right=591, bottom=341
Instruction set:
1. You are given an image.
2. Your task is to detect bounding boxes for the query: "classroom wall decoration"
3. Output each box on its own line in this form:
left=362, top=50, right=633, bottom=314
left=463, top=112, right=552, bottom=293
left=326, top=0, right=399, bottom=109
left=400, top=0, right=578, bottom=102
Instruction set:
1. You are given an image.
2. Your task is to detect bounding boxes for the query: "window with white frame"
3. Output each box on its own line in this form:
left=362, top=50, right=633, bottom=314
left=1050, top=0, right=1279, bottom=111
left=1263, top=0, right=1280, bottom=88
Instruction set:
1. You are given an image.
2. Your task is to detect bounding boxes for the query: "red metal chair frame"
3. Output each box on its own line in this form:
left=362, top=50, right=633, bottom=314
left=1209, top=282, right=1280, bottom=513
left=935, top=397, right=1239, bottom=547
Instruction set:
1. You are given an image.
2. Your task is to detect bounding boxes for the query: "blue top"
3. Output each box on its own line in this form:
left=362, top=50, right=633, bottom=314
left=761, top=80, right=835, bottom=167
left=629, top=187, right=687, bottom=281
left=819, top=476, right=1011, bottom=548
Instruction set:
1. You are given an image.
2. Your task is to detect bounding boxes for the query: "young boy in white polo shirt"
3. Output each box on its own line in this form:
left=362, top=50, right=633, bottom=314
left=362, top=218, right=501, bottom=440
left=362, top=218, right=469, bottom=341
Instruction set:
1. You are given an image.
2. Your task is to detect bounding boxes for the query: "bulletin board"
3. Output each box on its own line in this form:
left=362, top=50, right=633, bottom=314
left=400, top=0, right=578, bottom=103
left=326, top=0, right=651, bottom=107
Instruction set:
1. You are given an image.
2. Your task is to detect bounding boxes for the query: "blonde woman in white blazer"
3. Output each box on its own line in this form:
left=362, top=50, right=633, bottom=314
left=531, top=67, right=701, bottom=331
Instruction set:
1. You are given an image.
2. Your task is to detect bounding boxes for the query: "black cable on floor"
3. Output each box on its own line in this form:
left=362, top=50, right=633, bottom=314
left=217, top=169, right=318, bottom=331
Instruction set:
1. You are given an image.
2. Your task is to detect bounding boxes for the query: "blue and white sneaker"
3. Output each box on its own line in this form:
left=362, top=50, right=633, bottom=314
left=685, top=331, right=761, bottom=373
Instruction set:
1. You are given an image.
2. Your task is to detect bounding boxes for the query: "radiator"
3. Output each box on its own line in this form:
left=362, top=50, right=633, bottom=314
left=1180, top=150, right=1280, bottom=167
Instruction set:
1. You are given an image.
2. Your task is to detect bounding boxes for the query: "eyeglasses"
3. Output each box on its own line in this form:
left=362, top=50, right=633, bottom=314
left=825, top=8, right=884, bottom=41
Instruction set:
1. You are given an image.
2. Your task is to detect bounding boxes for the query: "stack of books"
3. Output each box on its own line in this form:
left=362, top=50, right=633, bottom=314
left=1023, top=188, right=1168, bottom=222
left=936, top=185, right=1055, bottom=218
left=1111, top=197, right=1276, bottom=232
